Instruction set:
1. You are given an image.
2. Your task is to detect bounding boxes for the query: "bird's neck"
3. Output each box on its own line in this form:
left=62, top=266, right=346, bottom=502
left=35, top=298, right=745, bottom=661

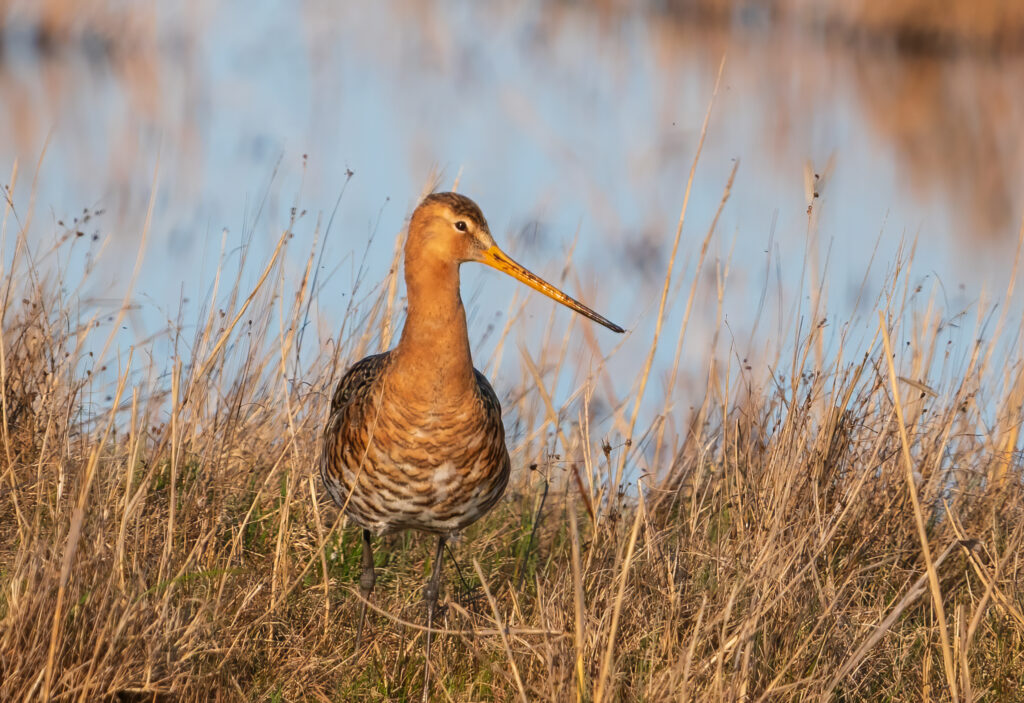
left=392, top=256, right=477, bottom=401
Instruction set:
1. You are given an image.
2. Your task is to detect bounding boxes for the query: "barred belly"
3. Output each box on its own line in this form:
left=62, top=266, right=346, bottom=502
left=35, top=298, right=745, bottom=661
left=320, top=383, right=511, bottom=537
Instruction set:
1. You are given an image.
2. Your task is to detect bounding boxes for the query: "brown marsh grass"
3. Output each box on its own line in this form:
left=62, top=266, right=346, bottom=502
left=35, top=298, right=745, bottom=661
left=2, top=142, right=1024, bottom=702
left=649, top=0, right=1024, bottom=53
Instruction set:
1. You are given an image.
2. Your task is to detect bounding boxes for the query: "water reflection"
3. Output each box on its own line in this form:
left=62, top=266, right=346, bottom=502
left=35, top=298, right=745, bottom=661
left=0, top=0, right=1021, bottom=408
left=851, top=50, right=1022, bottom=239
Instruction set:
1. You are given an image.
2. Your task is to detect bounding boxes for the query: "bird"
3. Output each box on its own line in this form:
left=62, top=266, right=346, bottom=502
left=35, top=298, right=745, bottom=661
left=319, top=191, right=623, bottom=700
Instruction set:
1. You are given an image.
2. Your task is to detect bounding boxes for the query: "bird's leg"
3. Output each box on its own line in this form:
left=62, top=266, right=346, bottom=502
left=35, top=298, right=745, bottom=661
left=355, top=528, right=376, bottom=649
left=422, top=535, right=446, bottom=702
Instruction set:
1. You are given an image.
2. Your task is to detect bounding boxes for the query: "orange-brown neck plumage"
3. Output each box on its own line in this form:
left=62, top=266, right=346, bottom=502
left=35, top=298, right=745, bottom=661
left=392, top=239, right=477, bottom=402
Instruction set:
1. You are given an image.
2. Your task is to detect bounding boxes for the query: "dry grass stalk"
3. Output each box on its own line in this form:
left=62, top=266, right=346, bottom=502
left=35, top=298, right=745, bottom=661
left=2, top=167, right=1024, bottom=700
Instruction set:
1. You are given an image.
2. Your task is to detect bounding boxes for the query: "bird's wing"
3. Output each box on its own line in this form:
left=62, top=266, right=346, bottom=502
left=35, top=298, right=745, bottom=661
left=329, top=352, right=391, bottom=416
left=473, top=368, right=504, bottom=428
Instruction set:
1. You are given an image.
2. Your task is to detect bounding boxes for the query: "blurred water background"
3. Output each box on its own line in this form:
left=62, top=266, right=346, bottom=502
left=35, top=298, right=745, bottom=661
left=2, top=0, right=1022, bottom=447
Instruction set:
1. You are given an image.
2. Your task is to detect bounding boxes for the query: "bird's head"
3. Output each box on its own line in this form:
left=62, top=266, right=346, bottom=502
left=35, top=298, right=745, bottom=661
left=408, top=192, right=624, bottom=333
left=409, top=192, right=496, bottom=265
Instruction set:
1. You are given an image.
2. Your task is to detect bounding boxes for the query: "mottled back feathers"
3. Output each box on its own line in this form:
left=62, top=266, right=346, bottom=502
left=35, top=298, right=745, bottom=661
left=328, top=352, right=391, bottom=417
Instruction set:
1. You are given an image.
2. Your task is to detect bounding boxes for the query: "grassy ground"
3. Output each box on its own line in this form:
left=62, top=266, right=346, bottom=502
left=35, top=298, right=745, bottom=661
left=2, top=161, right=1024, bottom=701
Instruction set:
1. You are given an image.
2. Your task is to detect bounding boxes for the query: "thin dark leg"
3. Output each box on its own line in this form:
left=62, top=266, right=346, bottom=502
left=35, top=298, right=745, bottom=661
left=355, top=528, right=376, bottom=649
left=421, top=535, right=446, bottom=703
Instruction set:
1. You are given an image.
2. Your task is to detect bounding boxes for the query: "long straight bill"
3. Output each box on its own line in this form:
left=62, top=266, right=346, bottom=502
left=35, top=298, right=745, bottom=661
left=478, top=245, right=625, bottom=333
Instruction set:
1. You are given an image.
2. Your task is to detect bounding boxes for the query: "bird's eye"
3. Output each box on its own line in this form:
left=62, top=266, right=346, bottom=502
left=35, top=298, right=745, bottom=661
left=454, top=220, right=468, bottom=232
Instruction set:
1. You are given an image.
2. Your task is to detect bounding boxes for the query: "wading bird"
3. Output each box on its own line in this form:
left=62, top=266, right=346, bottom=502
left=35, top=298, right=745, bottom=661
left=320, top=192, right=623, bottom=700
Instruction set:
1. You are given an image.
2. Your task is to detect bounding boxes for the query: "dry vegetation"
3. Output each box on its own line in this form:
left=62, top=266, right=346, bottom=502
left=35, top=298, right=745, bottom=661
left=0, top=0, right=157, bottom=53
left=4, top=0, right=1024, bottom=56
left=1, top=5, right=1024, bottom=694
left=652, top=0, right=1024, bottom=53
left=2, top=144, right=1024, bottom=703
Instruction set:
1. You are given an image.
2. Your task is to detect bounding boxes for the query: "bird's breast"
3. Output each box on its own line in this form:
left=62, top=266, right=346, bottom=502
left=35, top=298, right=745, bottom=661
left=321, top=376, right=510, bottom=535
